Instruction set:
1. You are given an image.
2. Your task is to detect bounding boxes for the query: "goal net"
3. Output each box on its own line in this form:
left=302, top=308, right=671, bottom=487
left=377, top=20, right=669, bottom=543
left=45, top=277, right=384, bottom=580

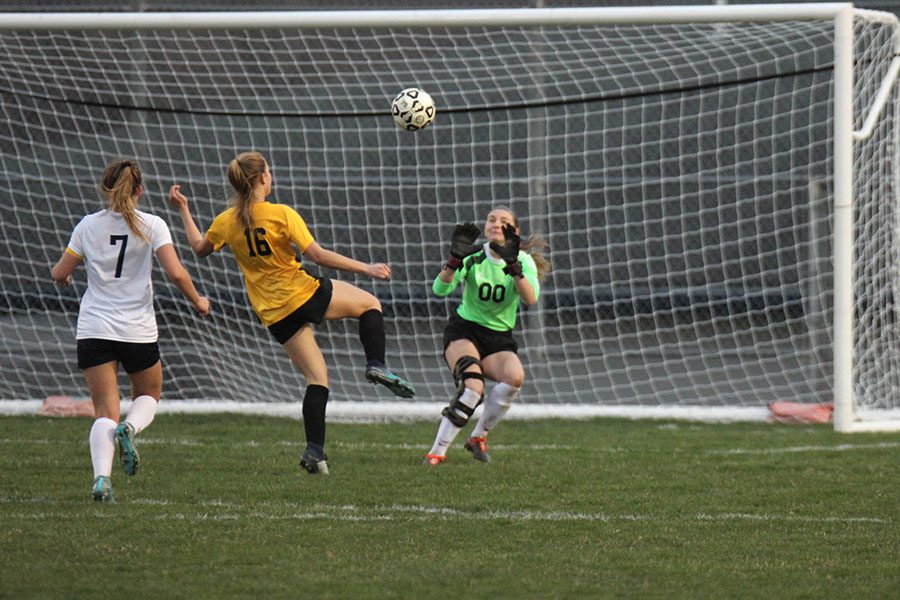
left=1, top=6, right=899, bottom=431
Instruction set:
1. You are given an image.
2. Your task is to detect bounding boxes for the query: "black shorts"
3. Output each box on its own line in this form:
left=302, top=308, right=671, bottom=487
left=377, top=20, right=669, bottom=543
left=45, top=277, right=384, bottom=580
left=442, top=312, right=518, bottom=358
left=76, top=338, right=160, bottom=373
left=267, top=277, right=333, bottom=345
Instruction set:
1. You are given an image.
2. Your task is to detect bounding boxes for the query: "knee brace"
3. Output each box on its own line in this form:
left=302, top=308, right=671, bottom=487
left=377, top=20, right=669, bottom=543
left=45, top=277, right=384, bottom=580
left=452, top=355, right=484, bottom=390
left=442, top=356, right=485, bottom=427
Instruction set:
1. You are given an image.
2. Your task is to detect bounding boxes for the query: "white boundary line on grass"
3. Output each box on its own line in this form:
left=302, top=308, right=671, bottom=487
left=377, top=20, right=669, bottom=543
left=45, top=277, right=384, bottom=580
left=3, top=436, right=895, bottom=456
left=0, top=437, right=574, bottom=451
left=135, top=438, right=575, bottom=451
left=0, top=400, right=772, bottom=422
left=708, top=441, right=900, bottom=455
left=0, top=500, right=889, bottom=524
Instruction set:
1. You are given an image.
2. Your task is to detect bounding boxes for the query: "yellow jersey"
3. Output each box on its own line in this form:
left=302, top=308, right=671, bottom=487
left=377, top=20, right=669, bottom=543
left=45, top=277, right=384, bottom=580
left=206, top=201, right=320, bottom=326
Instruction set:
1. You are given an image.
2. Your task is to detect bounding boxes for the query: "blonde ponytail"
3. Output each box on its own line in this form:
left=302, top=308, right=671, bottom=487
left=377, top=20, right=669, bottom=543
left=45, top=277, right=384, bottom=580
left=520, top=233, right=551, bottom=281
left=100, top=159, right=148, bottom=242
left=227, top=151, right=268, bottom=231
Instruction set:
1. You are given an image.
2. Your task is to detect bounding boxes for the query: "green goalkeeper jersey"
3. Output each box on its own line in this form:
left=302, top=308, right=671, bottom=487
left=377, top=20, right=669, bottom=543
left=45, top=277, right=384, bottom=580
left=432, top=243, right=540, bottom=332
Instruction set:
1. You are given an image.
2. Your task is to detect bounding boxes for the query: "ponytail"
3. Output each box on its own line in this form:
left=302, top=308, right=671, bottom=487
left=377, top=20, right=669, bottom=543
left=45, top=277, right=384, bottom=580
left=227, top=151, right=268, bottom=231
left=100, top=159, right=147, bottom=242
left=520, top=233, right=551, bottom=281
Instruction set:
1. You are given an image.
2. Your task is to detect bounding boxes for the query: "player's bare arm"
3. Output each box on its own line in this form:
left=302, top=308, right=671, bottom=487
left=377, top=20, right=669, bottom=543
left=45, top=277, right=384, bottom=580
left=168, top=184, right=215, bottom=258
left=51, top=252, right=81, bottom=287
left=155, top=244, right=210, bottom=316
left=303, top=241, right=391, bottom=280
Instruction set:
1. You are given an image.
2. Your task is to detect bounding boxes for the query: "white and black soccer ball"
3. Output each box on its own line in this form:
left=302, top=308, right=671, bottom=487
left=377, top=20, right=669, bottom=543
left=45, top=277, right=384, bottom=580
left=391, top=88, right=436, bottom=131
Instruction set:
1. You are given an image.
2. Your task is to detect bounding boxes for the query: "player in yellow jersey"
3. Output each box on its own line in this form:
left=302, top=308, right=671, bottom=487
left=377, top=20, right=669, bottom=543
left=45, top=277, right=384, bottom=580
left=168, top=151, right=414, bottom=475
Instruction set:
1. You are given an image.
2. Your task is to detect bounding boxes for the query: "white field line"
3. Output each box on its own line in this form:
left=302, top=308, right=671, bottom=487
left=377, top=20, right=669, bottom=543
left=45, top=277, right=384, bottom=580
left=137, top=439, right=576, bottom=451
left=3, top=437, right=897, bottom=459
left=0, top=437, right=574, bottom=451
left=5, top=436, right=898, bottom=456
left=707, top=441, right=900, bottom=455
left=5, top=436, right=897, bottom=456
left=0, top=499, right=889, bottom=524
left=0, top=400, right=772, bottom=422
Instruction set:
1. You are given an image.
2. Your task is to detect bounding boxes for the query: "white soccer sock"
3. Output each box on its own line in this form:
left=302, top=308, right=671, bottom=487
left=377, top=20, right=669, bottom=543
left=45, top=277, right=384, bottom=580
left=125, top=394, right=158, bottom=434
left=471, top=383, right=520, bottom=438
left=89, top=417, right=117, bottom=478
left=428, top=417, right=461, bottom=457
left=428, top=388, right=482, bottom=457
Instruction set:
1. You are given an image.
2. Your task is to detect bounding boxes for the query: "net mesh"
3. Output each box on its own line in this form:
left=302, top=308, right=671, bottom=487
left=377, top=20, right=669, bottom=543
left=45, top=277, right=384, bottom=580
left=0, top=13, right=897, bottom=417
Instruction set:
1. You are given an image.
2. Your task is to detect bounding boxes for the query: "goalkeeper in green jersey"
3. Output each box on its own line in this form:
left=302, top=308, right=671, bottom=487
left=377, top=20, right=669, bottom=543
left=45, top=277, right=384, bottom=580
left=424, top=207, right=550, bottom=465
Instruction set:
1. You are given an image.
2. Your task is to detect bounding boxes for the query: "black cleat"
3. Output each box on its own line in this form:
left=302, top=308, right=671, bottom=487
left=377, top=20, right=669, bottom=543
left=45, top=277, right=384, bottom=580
left=299, top=445, right=329, bottom=475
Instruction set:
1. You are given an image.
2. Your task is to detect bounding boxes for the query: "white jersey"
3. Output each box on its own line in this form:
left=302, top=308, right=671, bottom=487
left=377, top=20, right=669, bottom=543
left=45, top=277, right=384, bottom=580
left=65, top=209, right=173, bottom=342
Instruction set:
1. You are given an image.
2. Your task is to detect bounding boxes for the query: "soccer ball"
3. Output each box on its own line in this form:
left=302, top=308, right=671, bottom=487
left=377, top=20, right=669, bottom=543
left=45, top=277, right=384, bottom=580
left=391, top=88, right=436, bottom=131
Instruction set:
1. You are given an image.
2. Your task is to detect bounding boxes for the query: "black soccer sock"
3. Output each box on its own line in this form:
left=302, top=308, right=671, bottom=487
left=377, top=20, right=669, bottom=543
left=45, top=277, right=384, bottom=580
left=358, top=309, right=386, bottom=367
left=302, top=384, right=329, bottom=448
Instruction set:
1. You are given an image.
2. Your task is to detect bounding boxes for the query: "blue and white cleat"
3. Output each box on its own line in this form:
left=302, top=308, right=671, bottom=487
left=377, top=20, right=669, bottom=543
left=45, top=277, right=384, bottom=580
left=365, top=364, right=415, bottom=398
left=115, top=421, right=140, bottom=476
left=91, top=475, right=115, bottom=503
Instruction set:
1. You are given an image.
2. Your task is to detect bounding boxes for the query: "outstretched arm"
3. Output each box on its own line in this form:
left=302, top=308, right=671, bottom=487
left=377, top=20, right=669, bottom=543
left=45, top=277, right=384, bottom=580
left=168, top=184, right=215, bottom=258
left=443, top=222, right=481, bottom=275
left=302, top=241, right=391, bottom=280
left=156, top=244, right=210, bottom=316
left=434, top=222, right=480, bottom=292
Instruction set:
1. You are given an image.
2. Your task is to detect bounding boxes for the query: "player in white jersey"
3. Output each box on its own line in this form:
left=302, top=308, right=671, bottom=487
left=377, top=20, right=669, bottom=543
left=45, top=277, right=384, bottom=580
left=51, top=159, right=210, bottom=502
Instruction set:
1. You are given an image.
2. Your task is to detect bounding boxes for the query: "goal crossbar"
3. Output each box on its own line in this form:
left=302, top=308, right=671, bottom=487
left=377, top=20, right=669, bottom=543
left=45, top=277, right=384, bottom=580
left=0, top=4, right=859, bottom=30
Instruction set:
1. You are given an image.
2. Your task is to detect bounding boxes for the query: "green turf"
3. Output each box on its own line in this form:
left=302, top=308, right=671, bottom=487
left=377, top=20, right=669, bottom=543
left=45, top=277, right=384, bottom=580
left=0, top=414, right=897, bottom=599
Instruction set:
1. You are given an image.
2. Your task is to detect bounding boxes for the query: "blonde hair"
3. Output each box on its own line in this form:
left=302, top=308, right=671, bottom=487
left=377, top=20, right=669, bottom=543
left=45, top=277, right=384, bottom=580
left=100, top=159, right=147, bottom=242
left=492, top=205, right=551, bottom=281
left=227, top=151, right=268, bottom=230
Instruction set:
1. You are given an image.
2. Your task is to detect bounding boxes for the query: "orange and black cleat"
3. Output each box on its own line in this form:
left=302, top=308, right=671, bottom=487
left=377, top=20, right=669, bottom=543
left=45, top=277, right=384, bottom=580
left=464, top=436, right=490, bottom=463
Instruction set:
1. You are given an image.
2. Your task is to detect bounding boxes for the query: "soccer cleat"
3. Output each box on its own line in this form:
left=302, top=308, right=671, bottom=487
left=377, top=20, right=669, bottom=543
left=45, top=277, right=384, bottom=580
left=365, top=364, right=416, bottom=398
left=91, top=475, right=115, bottom=503
left=299, top=446, right=330, bottom=475
left=464, top=436, right=491, bottom=463
left=115, top=421, right=140, bottom=476
left=422, top=454, right=446, bottom=466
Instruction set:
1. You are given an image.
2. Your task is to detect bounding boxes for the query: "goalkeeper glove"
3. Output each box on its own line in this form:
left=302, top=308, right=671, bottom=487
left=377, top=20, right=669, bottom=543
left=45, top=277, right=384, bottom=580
left=445, top=222, right=481, bottom=270
left=489, top=223, right=523, bottom=277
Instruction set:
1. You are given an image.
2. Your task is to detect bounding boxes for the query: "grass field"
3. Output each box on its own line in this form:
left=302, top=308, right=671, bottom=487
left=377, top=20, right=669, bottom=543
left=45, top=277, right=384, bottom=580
left=1, top=414, right=897, bottom=599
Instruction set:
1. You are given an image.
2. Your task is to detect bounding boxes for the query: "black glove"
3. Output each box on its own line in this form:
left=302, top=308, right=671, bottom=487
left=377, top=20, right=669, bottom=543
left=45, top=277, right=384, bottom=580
left=490, top=223, right=523, bottom=277
left=446, top=222, right=481, bottom=270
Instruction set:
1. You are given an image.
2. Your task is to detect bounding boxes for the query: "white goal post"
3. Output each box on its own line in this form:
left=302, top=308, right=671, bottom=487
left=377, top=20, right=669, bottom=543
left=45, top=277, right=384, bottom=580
left=1, top=4, right=899, bottom=432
